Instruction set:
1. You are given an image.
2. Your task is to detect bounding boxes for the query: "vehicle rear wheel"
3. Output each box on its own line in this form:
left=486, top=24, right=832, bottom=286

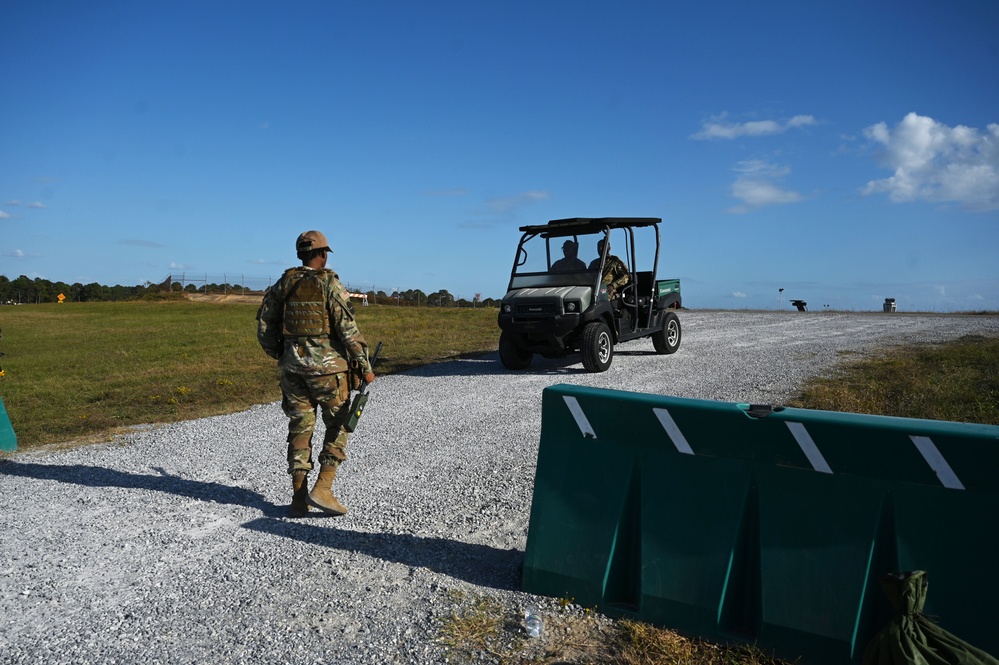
left=499, top=330, right=532, bottom=370
left=652, top=311, right=681, bottom=354
left=581, top=321, right=613, bottom=372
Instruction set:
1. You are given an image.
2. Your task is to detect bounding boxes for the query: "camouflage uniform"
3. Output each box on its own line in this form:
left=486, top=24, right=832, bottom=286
left=588, top=254, right=630, bottom=297
left=257, top=266, right=372, bottom=474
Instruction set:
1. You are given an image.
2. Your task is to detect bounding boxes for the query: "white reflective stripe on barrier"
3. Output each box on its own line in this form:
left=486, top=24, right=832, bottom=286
left=653, top=408, right=694, bottom=455
left=561, top=396, right=971, bottom=490
left=563, top=396, right=597, bottom=439
left=785, top=422, right=833, bottom=474
left=910, top=435, right=965, bottom=490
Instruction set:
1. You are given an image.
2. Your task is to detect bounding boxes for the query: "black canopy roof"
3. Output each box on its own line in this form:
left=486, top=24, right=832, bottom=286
left=518, top=217, right=661, bottom=236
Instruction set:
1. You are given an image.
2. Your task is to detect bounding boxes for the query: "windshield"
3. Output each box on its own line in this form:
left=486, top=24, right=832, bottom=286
left=507, top=225, right=662, bottom=290
left=509, top=232, right=599, bottom=288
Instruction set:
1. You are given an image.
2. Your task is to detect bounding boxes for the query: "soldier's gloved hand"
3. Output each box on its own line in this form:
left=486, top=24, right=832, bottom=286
left=364, top=372, right=376, bottom=384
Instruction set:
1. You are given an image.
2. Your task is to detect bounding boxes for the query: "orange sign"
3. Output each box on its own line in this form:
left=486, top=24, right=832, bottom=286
left=58, top=293, right=66, bottom=303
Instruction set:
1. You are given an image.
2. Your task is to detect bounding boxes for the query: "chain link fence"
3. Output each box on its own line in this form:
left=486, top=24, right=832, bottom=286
left=165, top=273, right=274, bottom=295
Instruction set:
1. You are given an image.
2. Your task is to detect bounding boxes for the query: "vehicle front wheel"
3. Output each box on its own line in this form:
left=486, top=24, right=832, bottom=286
left=581, top=321, right=614, bottom=372
left=499, top=330, right=533, bottom=370
left=652, top=311, right=681, bottom=354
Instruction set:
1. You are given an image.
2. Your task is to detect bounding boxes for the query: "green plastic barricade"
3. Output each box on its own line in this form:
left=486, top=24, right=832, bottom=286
left=522, top=384, right=999, bottom=664
left=0, top=396, right=16, bottom=452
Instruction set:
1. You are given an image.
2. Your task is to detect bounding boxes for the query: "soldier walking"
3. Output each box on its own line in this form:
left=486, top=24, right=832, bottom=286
left=256, top=230, right=375, bottom=517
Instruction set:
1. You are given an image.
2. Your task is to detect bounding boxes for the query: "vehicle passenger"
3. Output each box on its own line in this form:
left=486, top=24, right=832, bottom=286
left=588, top=238, right=630, bottom=298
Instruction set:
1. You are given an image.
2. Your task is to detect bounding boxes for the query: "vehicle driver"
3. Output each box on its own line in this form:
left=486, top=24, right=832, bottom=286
left=551, top=239, right=586, bottom=272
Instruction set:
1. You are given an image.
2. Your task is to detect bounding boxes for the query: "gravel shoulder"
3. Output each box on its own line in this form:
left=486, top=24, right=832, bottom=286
left=2, top=312, right=997, bottom=664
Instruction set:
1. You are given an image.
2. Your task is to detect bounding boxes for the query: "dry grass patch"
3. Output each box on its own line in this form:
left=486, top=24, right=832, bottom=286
left=437, top=592, right=791, bottom=665
left=791, top=334, right=999, bottom=424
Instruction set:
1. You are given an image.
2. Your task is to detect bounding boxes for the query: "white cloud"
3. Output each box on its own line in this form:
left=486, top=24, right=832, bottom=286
left=28, top=202, right=46, bottom=209
left=460, top=189, right=552, bottom=229
left=862, top=112, right=999, bottom=211
left=692, top=113, right=817, bottom=140
left=0, top=211, right=10, bottom=219
left=727, top=160, right=803, bottom=213
left=487, top=190, right=551, bottom=213
left=3, top=249, right=27, bottom=258
left=169, top=262, right=187, bottom=270
left=5, top=200, right=21, bottom=206
left=731, top=291, right=747, bottom=298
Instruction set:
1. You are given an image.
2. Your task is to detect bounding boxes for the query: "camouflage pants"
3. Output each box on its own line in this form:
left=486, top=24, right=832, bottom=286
left=280, top=371, right=351, bottom=474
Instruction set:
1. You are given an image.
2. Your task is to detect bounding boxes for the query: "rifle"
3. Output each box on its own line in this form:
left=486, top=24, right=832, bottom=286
left=344, top=341, right=382, bottom=433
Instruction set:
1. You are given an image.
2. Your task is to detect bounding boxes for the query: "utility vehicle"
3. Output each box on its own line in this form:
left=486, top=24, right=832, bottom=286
left=497, top=217, right=681, bottom=372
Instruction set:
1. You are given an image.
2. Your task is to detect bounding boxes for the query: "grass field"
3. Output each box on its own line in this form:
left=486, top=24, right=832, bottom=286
left=789, top=333, right=999, bottom=425
left=0, top=299, right=499, bottom=448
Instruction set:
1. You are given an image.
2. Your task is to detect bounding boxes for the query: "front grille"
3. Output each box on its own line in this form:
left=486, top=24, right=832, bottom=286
left=516, top=302, right=557, bottom=316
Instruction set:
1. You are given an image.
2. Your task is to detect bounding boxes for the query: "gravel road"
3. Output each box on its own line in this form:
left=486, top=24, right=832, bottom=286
left=2, top=311, right=997, bottom=664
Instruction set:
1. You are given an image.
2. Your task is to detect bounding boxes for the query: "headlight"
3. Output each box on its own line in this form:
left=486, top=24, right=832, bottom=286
left=503, top=304, right=512, bottom=313
left=566, top=302, right=577, bottom=312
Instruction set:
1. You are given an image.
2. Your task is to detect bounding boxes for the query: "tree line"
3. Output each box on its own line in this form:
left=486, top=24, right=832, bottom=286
left=0, top=274, right=163, bottom=304
left=0, top=274, right=499, bottom=307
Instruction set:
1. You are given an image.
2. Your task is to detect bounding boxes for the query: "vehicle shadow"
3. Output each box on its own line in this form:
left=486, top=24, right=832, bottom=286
left=407, top=352, right=588, bottom=378
left=0, top=460, right=287, bottom=518
left=613, top=349, right=659, bottom=357
left=241, top=516, right=523, bottom=591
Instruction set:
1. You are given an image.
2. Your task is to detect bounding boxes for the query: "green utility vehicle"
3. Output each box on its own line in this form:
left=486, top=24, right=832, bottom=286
left=498, top=217, right=682, bottom=372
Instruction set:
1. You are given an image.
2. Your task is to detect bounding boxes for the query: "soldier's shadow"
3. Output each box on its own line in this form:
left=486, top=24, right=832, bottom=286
left=1, top=459, right=524, bottom=590
left=0, top=460, right=287, bottom=518
left=241, top=516, right=523, bottom=591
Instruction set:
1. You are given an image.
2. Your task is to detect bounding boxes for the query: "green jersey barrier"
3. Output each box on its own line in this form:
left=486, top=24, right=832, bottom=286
left=0, top=396, right=16, bottom=452
left=522, top=384, right=999, bottom=664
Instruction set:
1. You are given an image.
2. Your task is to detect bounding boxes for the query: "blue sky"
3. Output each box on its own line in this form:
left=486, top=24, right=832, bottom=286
left=2, top=1, right=997, bottom=311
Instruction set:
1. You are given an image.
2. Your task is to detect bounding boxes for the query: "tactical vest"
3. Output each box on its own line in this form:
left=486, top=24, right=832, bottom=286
left=281, top=270, right=330, bottom=338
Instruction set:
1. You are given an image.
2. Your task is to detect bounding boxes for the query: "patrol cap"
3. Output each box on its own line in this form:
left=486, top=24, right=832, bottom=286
left=296, top=230, right=331, bottom=253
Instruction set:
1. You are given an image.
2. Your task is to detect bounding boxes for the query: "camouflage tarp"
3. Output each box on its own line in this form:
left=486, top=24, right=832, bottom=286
left=864, top=571, right=999, bottom=665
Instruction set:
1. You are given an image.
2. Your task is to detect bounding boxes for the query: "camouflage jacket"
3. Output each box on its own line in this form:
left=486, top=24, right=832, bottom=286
left=588, top=254, right=630, bottom=291
left=256, top=267, right=372, bottom=376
